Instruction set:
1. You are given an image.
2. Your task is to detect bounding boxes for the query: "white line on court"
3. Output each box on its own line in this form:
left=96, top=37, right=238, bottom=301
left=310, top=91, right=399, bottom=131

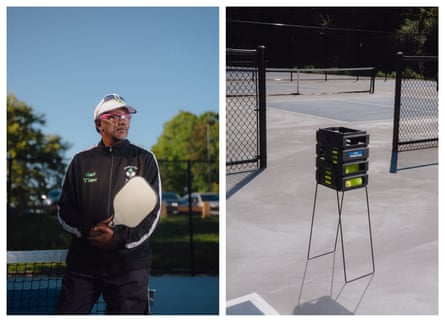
left=226, top=292, right=280, bottom=315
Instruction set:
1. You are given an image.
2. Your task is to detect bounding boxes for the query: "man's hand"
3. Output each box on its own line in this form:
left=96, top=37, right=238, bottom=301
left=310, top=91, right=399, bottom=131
left=87, top=216, right=116, bottom=250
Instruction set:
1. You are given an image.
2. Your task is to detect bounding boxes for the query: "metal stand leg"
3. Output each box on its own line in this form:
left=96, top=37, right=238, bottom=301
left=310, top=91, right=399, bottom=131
left=307, top=184, right=340, bottom=260
left=307, top=184, right=375, bottom=283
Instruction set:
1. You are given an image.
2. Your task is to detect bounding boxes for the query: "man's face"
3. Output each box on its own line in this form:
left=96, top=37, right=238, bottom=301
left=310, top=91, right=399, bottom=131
left=97, top=107, right=131, bottom=143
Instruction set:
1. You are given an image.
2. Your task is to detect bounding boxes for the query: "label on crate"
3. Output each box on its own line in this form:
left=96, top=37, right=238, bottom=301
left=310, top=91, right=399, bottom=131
left=348, top=150, right=364, bottom=158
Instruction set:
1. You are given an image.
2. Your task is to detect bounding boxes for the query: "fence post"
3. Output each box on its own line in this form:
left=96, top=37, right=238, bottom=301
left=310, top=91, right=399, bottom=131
left=7, top=156, right=12, bottom=208
left=257, top=45, right=267, bottom=169
left=186, top=160, right=195, bottom=275
left=390, top=52, right=403, bottom=173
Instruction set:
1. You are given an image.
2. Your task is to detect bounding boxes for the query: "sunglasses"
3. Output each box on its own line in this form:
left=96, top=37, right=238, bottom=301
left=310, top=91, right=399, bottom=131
left=103, top=94, right=126, bottom=103
left=99, top=113, right=132, bottom=122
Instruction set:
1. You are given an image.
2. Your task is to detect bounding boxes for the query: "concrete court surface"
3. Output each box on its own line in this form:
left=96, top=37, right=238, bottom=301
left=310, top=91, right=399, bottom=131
left=226, top=78, right=439, bottom=315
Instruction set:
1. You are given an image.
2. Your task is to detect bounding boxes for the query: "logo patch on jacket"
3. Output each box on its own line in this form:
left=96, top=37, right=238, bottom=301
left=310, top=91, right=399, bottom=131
left=83, top=171, right=97, bottom=183
left=124, top=166, right=138, bottom=182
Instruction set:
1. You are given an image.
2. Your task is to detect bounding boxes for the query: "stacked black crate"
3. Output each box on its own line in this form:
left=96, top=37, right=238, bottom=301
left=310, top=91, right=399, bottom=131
left=316, top=127, right=369, bottom=191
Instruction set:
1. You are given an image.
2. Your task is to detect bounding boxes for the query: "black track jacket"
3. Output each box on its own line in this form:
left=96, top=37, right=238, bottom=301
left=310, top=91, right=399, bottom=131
left=58, top=139, right=161, bottom=275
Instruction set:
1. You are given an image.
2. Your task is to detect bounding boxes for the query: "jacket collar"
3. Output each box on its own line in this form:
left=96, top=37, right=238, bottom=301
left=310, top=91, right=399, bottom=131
left=98, top=139, right=130, bottom=154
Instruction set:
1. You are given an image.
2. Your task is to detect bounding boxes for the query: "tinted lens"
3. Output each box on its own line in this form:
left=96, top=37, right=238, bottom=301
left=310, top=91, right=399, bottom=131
left=99, top=113, right=131, bottom=121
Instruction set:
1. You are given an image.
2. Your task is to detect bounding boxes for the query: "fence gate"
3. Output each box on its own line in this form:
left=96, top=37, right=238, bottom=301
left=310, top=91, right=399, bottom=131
left=226, top=46, right=267, bottom=174
left=390, top=52, right=438, bottom=173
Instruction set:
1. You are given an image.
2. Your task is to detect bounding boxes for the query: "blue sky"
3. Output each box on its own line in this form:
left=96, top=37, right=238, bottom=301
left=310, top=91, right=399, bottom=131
left=7, top=7, right=219, bottom=158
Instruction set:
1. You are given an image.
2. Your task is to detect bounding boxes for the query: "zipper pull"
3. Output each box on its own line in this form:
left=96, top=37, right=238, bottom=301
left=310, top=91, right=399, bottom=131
left=109, top=147, right=113, bottom=152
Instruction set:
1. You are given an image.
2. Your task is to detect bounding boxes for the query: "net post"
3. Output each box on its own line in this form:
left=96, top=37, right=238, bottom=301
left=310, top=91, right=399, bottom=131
left=297, top=70, right=300, bottom=94
left=369, top=68, right=376, bottom=94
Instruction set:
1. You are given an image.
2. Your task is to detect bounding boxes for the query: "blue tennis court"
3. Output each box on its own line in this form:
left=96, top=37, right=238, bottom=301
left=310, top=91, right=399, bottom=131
left=226, top=77, right=438, bottom=314
left=268, top=95, right=394, bottom=122
left=150, top=276, right=219, bottom=314
left=266, top=73, right=395, bottom=123
left=7, top=275, right=219, bottom=315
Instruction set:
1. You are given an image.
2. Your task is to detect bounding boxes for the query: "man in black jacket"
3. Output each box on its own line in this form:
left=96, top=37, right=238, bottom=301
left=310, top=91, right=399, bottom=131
left=56, top=93, right=161, bottom=314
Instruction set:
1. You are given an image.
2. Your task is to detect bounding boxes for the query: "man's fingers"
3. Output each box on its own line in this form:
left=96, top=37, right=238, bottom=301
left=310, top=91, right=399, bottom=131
left=100, top=215, right=113, bottom=225
left=94, top=224, right=113, bottom=235
left=87, top=223, right=115, bottom=250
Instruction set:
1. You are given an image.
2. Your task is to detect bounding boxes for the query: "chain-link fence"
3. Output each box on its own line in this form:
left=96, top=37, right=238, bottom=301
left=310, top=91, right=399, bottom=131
left=390, top=52, right=438, bottom=173
left=7, top=157, right=219, bottom=275
left=226, top=46, right=267, bottom=174
left=7, top=158, right=218, bottom=214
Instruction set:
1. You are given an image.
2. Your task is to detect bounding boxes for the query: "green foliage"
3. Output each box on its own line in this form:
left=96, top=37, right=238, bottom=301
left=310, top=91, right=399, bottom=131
left=7, top=212, right=71, bottom=250
left=376, top=70, right=396, bottom=78
left=395, top=8, right=438, bottom=56
left=7, top=94, right=72, bottom=215
left=152, top=110, right=219, bottom=194
left=151, top=215, right=219, bottom=274
left=227, top=7, right=438, bottom=72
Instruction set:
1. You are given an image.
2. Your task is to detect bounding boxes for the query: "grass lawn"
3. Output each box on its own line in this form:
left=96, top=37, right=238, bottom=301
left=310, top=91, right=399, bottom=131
left=7, top=212, right=219, bottom=275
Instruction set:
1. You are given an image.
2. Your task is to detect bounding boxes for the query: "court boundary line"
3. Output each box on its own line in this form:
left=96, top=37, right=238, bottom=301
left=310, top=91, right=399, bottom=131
left=227, top=292, right=280, bottom=315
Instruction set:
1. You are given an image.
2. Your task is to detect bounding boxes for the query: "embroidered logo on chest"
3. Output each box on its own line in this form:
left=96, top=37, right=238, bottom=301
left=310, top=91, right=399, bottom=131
left=83, top=171, right=97, bottom=183
left=124, top=166, right=138, bottom=182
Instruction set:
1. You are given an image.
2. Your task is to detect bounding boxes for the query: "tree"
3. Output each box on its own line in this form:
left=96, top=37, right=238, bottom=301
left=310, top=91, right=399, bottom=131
left=395, top=8, right=438, bottom=56
left=188, top=112, right=219, bottom=192
left=227, top=7, right=438, bottom=71
left=7, top=94, right=72, bottom=215
left=151, top=110, right=219, bottom=194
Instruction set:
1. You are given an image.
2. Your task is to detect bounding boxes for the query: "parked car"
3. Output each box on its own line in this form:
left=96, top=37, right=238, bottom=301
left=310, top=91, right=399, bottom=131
left=162, top=191, right=181, bottom=215
left=43, top=189, right=61, bottom=205
left=41, top=189, right=61, bottom=214
left=178, top=192, right=219, bottom=215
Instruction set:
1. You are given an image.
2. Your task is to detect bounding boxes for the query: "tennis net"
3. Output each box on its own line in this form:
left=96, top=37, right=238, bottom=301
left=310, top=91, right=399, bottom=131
left=266, top=67, right=376, bottom=95
left=7, top=249, right=106, bottom=314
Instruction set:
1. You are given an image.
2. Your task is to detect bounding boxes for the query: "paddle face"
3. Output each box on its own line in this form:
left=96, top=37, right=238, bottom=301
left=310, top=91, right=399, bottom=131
left=112, top=176, right=157, bottom=227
